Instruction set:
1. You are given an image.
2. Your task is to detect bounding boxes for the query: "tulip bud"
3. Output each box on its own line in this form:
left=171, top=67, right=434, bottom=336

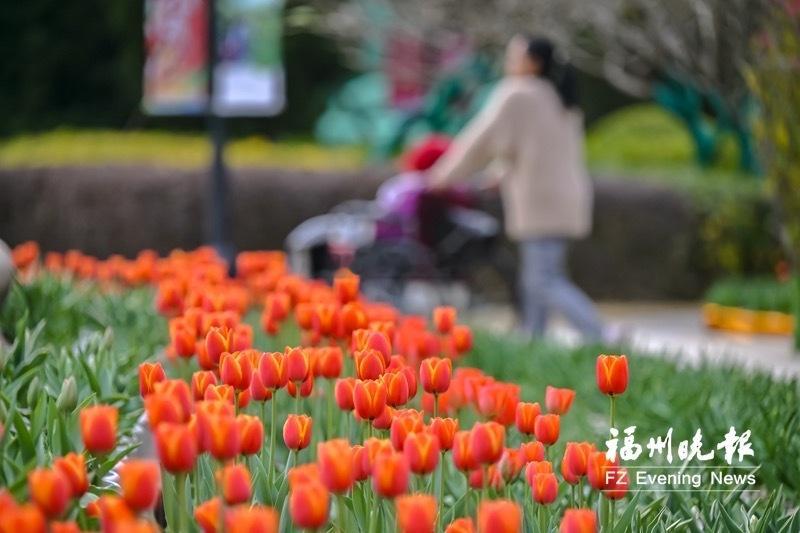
left=317, top=439, right=355, bottom=493
left=477, top=500, right=521, bottom=533
left=383, top=371, right=410, bottom=407
left=353, top=379, right=387, bottom=420
left=420, top=357, right=452, bottom=395
left=334, top=378, right=356, bottom=411
left=545, top=386, right=576, bottom=415
left=285, top=347, right=310, bottom=383
left=56, top=377, right=78, bottom=413
left=534, top=414, right=560, bottom=445
left=470, top=422, right=505, bottom=464
left=452, top=430, right=478, bottom=473
left=220, top=352, right=253, bottom=391
left=531, top=472, right=558, bottom=504
left=80, top=405, right=118, bottom=454
left=403, top=432, right=440, bottom=475
left=237, top=414, right=264, bottom=456
left=427, top=417, right=458, bottom=450
left=53, top=453, right=88, bottom=498
left=372, top=452, right=410, bottom=499
left=596, top=355, right=628, bottom=396
left=138, top=362, right=166, bottom=397
left=217, top=464, right=252, bottom=505
left=560, top=509, right=597, bottom=533
left=561, top=442, right=595, bottom=484
left=289, top=481, right=330, bottom=530
left=119, top=460, right=161, bottom=511
left=283, top=414, right=313, bottom=451
left=155, top=423, right=198, bottom=473
left=28, top=468, right=70, bottom=518
left=396, top=493, right=437, bottom=533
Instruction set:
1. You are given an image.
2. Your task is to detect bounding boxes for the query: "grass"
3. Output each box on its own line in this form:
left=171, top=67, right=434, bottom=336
left=585, top=104, right=761, bottom=195
left=0, top=129, right=366, bottom=170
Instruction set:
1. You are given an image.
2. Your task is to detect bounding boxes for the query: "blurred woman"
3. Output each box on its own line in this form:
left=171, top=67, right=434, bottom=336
left=430, top=35, right=604, bottom=340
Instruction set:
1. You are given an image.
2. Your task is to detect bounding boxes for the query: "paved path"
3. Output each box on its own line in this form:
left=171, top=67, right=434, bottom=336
left=466, top=302, right=800, bottom=379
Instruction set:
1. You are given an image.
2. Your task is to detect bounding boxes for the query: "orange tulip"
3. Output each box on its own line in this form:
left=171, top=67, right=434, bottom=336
left=315, top=346, right=344, bottom=379
left=604, top=466, right=629, bottom=500
left=237, top=414, right=264, bottom=456
left=195, top=497, right=223, bottom=533
left=138, top=362, right=166, bottom=397
left=396, top=493, right=437, bottom=533
left=519, top=441, right=545, bottom=463
left=334, top=378, right=356, bottom=411
left=427, top=417, right=458, bottom=450
left=170, top=318, right=196, bottom=358
left=383, top=371, right=411, bottom=407
left=403, top=431, right=440, bottom=475
left=145, top=391, right=188, bottom=428
left=217, top=464, right=252, bottom=505
left=545, top=386, right=576, bottom=415
left=192, top=370, right=219, bottom=401
left=390, top=410, right=424, bottom=450
left=205, top=413, right=241, bottom=460
left=317, top=439, right=355, bottom=493
left=559, top=509, right=597, bottom=533
left=334, top=270, right=360, bottom=303
left=524, top=460, right=553, bottom=486
left=514, top=402, right=541, bottom=435
left=119, top=460, right=161, bottom=511
left=596, top=355, right=628, bottom=396
left=205, top=384, right=236, bottom=404
left=353, top=329, right=392, bottom=364
left=445, top=517, right=475, bottom=533
left=531, top=472, right=558, bottom=504
left=351, top=445, right=369, bottom=481
left=534, top=414, right=560, bottom=445
left=477, top=382, right=519, bottom=426
left=498, top=448, right=525, bottom=483
left=0, top=504, right=46, bottom=533
left=451, top=325, right=473, bottom=354
left=354, top=349, right=386, bottom=380
left=289, top=481, right=330, bottom=530
left=155, top=422, right=198, bottom=473
left=470, top=422, right=505, bottom=464
left=288, top=464, right=321, bottom=489
left=433, top=306, right=457, bottom=334
left=28, top=468, right=70, bottom=518
left=249, top=371, right=274, bottom=402
left=80, top=405, right=118, bottom=454
left=153, top=379, right=193, bottom=417
left=586, top=452, right=617, bottom=490
left=225, top=505, right=279, bottom=533
left=372, top=451, right=410, bottom=498
left=371, top=405, right=395, bottom=430
left=359, top=438, right=393, bottom=475
left=561, top=442, right=595, bottom=484
left=477, top=500, right=521, bottom=533
left=53, top=453, right=88, bottom=498
left=205, top=326, right=232, bottom=366
left=285, top=347, right=311, bottom=383
left=420, top=357, right=452, bottom=394
left=220, top=352, right=253, bottom=390
left=286, top=374, right=315, bottom=398
left=452, top=431, right=478, bottom=473
left=283, top=414, right=313, bottom=451
left=353, top=379, right=387, bottom=420
left=259, top=352, right=288, bottom=389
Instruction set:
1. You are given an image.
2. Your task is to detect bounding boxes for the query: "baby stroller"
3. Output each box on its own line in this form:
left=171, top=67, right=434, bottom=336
left=285, top=137, right=516, bottom=310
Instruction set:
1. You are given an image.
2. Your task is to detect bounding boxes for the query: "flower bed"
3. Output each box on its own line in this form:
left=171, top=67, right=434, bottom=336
left=703, top=276, right=795, bottom=335
left=1, top=243, right=798, bottom=532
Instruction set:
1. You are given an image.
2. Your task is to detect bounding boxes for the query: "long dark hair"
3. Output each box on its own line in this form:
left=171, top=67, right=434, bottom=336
left=525, top=37, right=578, bottom=109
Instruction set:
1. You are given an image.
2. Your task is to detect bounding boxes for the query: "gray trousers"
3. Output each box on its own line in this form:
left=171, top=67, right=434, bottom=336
left=519, top=237, right=603, bottom=340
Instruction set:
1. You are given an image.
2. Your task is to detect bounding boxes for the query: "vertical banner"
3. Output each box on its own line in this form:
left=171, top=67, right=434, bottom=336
left=143, top=0, right=210, bottom=115
left=213, top=0, right=286, bottom=116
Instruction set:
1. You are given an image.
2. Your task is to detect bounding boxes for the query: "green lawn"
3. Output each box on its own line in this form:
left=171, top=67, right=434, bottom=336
left=0, top=129, right=366, bottom=170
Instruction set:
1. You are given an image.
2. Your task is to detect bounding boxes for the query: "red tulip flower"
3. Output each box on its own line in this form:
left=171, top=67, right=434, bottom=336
left=80, top=405, right=118, bottom=454
left=237, top=414, right=264, bottom=456
left=596, top=355, right=628, bottom=396
left=514, top=402, right=541, bottom=435
left=560, top=509, right=597, bottom=533
left=534, top=414, right=560, bottom=445
left=334, top=378, right=356, bottom=411
left=396, top=493, right=437, bottom=533
left=372, top=452, right=410, bottom=498
left=286, top=347, right=311, bottom=383
left=220, top=351, right=253, bottom=390
left=28, top=468, right=70, bottom=518
left=353, top=379, right=387, bottom=420
left=432, top=306, right=457, bottom=334
left=138, top=362, right=166, bottom=397
left=259, top=352, right=288, bottom=390
left=452, top=431, right=478, bottom=473
left=420, top=357, right=452, bottom=395
left=289, top=481, right=330, bottom=530
left=283, top=414, right=313, bottom=451
left=530, top=472, right=559, bottom=505
left=390, top=411, right=425, bottom=450
left=155, top=423, right=198, bottom=473
left=317, top=439, right=355, bottom=493
left=53, top=453, right=88, bottom=498
left=477, top=500, right=521, bottom=533
left=119, top=460, right=161, bottom=511
left=217, top=464, right=252, bottom=505
left=545, top=386, right=576, bottom=415
left=427, top=417, right=458, bottom=450
left=403, top=432, right=441, bottom=475
left=192, top=370, right=218, bottom=401
left=470, top=422, right=505, bottom=464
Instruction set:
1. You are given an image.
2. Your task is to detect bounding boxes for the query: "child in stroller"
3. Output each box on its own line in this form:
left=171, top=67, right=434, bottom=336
left=286, top=135, right=513, bottom=309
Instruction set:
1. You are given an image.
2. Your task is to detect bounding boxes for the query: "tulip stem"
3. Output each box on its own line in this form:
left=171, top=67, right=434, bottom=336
left=175, top=472, right=188, bottom=533
left=433, top=393, right=439, bottom=419
left=326, top=380, right=334, bottom=439
left=538, top=504, right=546, bottom=533
left=609, top=395, right=616, bottom=430
left=368, top=500, right=379, bottom=533
left=436, top=452, right=444, bottom=532
left=578, top=478, right=584, bottom=507
left=610, top=499, right=616, bottom=531
left=268, top=395, right=277, bottom=497
left=295, top=391, right=301, bottom=414
left=337, top=494, right=348, bottom=533
left=570, top=484, right=576, bottom=507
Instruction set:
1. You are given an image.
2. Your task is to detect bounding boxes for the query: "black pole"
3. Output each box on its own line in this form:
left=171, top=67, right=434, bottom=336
left=207, top=0, right=235, bottom=269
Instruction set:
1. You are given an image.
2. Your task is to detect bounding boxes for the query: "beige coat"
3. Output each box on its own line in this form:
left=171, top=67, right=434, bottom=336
left=431, top=76, right=593, bottom=241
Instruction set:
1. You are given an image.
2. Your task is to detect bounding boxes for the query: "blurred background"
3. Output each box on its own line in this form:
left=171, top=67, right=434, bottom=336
left=1, top=0, right=798, bottom=362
